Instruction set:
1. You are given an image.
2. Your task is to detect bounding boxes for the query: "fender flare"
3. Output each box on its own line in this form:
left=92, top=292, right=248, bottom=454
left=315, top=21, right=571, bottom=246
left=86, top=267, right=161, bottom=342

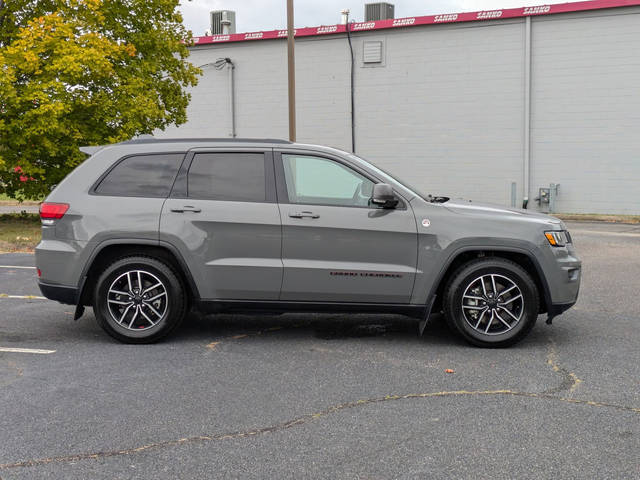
left=425, top=244, right=553, bottom=321
left=75, top=239, right=200, bottom=311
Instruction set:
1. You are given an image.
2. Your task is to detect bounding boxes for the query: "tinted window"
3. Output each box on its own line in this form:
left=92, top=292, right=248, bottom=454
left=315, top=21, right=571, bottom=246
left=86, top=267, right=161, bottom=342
left=282, top=154, right=374, bottom=207
left=188, top=153, right=266, bottom=202
left=95, top=153, right=184, bottom=197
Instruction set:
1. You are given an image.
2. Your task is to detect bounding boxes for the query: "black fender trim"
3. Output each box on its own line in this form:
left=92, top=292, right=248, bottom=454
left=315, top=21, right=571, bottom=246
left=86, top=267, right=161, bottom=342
left=426, top=245, right=553, bottom=319
left=77, top=239, right=201, bottom=307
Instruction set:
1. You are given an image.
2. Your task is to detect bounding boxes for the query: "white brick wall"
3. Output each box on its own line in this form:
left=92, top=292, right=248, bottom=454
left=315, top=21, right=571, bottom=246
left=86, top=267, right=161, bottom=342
left=531, top=9, right=640, bottom=214
left=350, top=21, right=525, bottom=206
left=157, top=7, right=640, bottom=214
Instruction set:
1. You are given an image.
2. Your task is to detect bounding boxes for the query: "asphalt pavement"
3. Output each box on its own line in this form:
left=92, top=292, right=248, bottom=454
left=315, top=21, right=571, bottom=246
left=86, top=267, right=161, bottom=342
left=0, top=221, right=638, bottom=479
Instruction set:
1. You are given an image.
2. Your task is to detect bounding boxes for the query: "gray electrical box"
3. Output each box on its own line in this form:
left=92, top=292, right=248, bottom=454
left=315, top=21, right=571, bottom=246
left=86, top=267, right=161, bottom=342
left=210, top=10, right=236, bottom=35
left=536, top=183, right=560, bottom=213
left=365, top=2, right=395, bottom=21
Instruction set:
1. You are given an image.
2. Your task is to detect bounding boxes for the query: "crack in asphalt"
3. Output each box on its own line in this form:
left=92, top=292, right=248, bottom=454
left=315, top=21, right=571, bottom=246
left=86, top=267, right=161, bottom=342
left=0, top=321, right=631, bottom=472
left=204, top=322, right=309, bottom=351
left=1, top=388, right=638, bottom=471
left=0, top=358, right=23, bottom=388
left=543, top=337, right=583, bottom=395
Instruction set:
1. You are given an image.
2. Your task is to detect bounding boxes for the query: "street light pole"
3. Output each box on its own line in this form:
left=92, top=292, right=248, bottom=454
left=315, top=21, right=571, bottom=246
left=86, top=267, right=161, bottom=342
left=286, top=0, right=296, bottom=142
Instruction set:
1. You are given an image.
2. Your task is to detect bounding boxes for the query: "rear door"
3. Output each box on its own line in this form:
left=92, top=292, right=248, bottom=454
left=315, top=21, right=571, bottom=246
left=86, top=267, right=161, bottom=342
left=161, top=148, right=282, bottom=300
left=275, top=150, right=418, bottom=304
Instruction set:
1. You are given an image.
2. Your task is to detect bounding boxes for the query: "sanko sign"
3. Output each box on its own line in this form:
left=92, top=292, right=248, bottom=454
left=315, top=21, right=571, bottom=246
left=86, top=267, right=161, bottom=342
left=190, top=0, right=640, bottom=46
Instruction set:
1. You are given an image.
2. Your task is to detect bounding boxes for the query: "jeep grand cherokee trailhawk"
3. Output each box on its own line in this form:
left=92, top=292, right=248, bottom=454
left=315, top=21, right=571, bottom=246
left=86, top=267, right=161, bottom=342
left=36, top=138, right=581, bottom=347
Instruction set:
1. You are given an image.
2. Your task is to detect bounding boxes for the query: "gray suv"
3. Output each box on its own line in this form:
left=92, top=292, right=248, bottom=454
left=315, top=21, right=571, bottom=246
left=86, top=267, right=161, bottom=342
left=36, top=138, right=581, bottom=347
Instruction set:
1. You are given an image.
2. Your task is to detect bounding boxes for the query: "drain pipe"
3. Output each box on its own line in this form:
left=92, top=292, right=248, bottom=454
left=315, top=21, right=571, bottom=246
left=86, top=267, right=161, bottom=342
left=522, top=16, right=532, bottom=209
left=343, top=10, right=356, bottom=153
left=228, top=60, right=236, bottom=138
left=214, top=57, right=236, bottom=138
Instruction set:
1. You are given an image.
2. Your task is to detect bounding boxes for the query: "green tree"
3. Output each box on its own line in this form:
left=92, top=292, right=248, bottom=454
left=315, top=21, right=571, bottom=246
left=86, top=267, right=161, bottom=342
left=0, top=0, right=200, bottom=198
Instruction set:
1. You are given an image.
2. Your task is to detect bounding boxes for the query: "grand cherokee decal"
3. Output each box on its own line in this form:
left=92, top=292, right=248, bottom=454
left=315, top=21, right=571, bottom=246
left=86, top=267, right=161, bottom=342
left=330, top=271, right=403, bottom=278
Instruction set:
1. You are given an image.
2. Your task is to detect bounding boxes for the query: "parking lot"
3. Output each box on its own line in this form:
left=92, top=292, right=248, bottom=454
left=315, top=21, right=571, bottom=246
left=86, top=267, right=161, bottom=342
left=0, top=221, right=638, bottom=479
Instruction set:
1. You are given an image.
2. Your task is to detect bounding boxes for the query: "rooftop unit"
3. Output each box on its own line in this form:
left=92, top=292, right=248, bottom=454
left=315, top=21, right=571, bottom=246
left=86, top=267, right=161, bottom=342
left=210, top=10, right=236, bottom=35
left=365, top=2, right=395, bottom=21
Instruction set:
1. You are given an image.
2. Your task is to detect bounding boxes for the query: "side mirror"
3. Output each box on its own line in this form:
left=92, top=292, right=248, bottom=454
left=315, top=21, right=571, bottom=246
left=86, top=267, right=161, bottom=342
left=371, top=183, right=399, bottom=209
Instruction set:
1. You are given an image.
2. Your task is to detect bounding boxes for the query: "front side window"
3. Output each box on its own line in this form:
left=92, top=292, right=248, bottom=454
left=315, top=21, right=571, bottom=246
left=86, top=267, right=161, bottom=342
left=282, top=154, right=374, bottom=207
left=94, top=153, right=184, bottom=197
left=188, top=153, right=266, bottom=202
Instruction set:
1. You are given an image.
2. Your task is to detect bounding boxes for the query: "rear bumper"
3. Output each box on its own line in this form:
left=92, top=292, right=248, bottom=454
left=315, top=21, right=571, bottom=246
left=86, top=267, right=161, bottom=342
left=38, top=281, right=78, bottom=305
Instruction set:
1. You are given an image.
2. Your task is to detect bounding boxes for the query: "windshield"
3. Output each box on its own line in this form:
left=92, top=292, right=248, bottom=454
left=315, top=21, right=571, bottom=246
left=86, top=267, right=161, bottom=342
left=346, top=153, right=436, bottom=202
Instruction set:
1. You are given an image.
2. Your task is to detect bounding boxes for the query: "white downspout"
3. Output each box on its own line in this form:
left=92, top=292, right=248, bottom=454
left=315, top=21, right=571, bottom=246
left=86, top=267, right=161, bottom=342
left=523, top=16, right=532, bottom=208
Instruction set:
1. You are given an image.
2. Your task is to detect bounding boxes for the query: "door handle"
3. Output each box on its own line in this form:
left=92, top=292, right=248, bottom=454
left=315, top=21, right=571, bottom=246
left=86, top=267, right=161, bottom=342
left=289, top=211, right=319, bottom=219
left=170, top=206, right=201, bottom=213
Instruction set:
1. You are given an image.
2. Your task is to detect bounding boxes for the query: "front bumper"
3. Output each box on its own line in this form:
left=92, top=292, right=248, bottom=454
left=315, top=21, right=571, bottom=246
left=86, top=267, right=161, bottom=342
left=38, top=281, right=78, bottom=305
left=543, top=244, right=581, bottom=323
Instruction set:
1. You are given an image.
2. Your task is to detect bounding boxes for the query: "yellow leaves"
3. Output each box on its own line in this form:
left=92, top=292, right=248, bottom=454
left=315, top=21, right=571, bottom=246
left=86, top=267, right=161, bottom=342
left=0, top=0, right=199, bottom=198
left=124, top=44, right=137, bottom=57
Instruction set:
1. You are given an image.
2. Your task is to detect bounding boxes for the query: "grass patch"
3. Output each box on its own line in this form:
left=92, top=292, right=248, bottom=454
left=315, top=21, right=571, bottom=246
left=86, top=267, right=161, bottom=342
left=555, top=213, right=640, bottom=224
left=0, top=213, right=41, bottom=252
left=0, top=192, right=43, bottom=205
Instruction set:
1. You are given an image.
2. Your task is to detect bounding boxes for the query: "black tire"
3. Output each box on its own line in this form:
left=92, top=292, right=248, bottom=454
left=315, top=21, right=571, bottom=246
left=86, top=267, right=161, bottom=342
left=93, top=256, right=187, bottom=344
left=443, top=258, right=539, bottom=348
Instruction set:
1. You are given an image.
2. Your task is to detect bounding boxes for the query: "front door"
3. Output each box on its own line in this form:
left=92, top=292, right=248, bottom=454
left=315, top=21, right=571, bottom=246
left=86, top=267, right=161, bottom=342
left=161, top=149, right=282, bottom=300
left=276, top=152, right=418, bottom=304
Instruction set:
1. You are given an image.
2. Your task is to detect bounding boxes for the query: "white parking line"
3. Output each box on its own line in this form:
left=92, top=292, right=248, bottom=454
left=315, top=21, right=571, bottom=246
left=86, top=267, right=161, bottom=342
left=0, top=294, right=46, bottom=299
left=0, top=347, right=56, bottom=354
left=0, top=265, right=36, bottom=269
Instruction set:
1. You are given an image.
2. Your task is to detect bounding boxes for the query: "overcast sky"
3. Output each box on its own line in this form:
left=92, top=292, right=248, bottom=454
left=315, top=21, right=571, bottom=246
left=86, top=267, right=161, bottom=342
left=179, top=0, right=567, bottom=35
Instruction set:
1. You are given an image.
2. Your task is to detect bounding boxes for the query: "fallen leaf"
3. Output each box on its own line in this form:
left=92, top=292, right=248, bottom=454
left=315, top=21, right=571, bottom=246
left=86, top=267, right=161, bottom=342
left=206, top=341, right=220, bottom=350
left=445, top=369, right=455, bottom=374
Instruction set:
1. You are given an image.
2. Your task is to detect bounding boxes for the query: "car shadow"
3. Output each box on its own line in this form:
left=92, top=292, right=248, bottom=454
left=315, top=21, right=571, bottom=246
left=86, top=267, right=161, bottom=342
left=170, top=311, right=466, bottom=347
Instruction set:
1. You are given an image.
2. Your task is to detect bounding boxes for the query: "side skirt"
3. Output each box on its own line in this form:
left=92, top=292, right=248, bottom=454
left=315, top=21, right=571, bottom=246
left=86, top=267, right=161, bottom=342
left=195, top=299, right=425, bottom=319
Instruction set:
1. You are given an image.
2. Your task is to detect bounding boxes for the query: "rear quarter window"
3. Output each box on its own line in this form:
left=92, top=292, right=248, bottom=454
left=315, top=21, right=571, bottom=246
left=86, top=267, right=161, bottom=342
left=94, top=153, right=184, bottom=197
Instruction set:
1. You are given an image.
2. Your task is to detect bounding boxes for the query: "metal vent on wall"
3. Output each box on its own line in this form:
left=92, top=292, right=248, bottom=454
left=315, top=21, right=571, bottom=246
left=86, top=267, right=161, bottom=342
left=363, top=41, right=383, bottom=63
left=365, top=2, right=395, bottom=21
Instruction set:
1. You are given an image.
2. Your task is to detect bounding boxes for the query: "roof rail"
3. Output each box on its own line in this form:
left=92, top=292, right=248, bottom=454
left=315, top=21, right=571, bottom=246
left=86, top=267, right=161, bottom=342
left=118, top=137, right=292, bottom=145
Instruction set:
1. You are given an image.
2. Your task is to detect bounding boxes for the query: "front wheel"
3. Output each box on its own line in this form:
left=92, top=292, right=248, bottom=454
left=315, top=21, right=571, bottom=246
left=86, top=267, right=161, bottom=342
left=93, top=256, right=187, bottom=344
left=443, top=258, right=539, bottom=348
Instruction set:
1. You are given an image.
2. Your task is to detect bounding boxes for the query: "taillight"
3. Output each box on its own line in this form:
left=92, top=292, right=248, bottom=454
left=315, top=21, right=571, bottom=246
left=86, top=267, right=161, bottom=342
left=39, top=202, right=69, bottom=220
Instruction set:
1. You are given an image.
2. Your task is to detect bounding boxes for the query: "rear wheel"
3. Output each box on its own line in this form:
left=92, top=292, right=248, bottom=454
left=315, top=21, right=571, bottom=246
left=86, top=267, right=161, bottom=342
left=443, top=258, right=539, bottom=348
left=93, top=256, right=187, bottom=344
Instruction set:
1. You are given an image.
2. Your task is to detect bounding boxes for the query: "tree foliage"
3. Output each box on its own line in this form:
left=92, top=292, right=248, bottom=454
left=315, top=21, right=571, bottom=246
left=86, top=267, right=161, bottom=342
left=0, top=0, right=200, bottom=198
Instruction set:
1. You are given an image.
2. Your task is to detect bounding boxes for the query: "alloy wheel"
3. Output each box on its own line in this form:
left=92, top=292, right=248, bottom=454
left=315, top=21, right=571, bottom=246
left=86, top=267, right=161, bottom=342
left=107, top=270, right=168, bottom=331
left=460, top=274, right=524, bottom=336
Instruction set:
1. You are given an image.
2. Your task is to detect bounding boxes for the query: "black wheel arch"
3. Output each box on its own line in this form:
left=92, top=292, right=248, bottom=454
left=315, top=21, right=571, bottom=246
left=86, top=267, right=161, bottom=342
left=77, top=240, right=199, bottom=308
left=430, top=246, right=551, bottom=316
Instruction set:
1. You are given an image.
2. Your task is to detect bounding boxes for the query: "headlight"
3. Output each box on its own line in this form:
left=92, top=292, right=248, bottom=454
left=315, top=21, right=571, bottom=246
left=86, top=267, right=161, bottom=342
left=545, top=230, right=571, bottom=247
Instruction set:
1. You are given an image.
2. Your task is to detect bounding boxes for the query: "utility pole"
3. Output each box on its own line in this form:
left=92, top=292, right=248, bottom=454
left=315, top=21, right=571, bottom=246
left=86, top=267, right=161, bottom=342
left=287, top=0, right=296, bottom=142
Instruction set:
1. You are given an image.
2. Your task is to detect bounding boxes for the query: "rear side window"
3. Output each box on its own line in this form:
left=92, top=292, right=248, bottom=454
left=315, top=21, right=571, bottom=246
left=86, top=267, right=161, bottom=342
left=94, top=153, right=184, bottom=197
left=188, top=153, right=266, bottom=202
